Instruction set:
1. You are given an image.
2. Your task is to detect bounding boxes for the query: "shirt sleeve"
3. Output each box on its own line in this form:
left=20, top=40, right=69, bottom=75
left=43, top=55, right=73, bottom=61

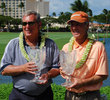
left=96, top=42, right=108, bottom=75
left=45, top=38, right=60, bottom=69
left=0, top=39, right=16, bottom=72
left=52, top=41, right=60, bottom=69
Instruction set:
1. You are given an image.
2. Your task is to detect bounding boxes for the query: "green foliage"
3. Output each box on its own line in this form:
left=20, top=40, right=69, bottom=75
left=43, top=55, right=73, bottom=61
left=94, top=14, right=106, bottom=24
left=0, top=15, right=22, bottom=29
left=51, top=84, right=66, bottom=100
left=58, top=12, right=71, bottom=24
left=18, top=2, right=24, bottom=8
left=0, top=83, right=13, bottom=100
left=70, top=0, right=91, bottom=15
left=0, top=2, right=6, bottom=10
left=0, top=15, right=13, bottom=26
left=100, top=86, right=110, bottom=99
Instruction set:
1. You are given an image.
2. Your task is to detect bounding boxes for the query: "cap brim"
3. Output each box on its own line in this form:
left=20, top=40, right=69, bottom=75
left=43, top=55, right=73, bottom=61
left=67, top=19, right=88, bottom=24
left=67, top=19, right=83, bottom=24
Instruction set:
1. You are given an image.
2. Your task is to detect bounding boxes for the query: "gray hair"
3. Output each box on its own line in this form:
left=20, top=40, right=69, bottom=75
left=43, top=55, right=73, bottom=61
left=22, top=10, right=41, bottom=23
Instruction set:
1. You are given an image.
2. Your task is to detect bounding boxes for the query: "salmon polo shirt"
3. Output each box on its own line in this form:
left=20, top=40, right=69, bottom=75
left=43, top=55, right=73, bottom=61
left=62, top=38, right=108, bottom=93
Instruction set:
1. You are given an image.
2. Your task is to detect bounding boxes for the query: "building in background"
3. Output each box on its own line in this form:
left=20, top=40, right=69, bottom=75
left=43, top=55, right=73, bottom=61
left=0, top=0, right=49, bottom=18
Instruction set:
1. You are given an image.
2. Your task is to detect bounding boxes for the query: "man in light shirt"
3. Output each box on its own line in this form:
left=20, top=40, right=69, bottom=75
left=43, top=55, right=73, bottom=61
left=60, top=11, right=108, bottom=100
left=0, top=10, right=60, bottom=100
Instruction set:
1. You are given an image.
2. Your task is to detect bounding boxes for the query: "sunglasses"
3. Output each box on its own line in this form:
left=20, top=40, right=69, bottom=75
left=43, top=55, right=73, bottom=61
left=22, top=21, right=36, bottom=26
left=69, top=22, right=88, bottom=27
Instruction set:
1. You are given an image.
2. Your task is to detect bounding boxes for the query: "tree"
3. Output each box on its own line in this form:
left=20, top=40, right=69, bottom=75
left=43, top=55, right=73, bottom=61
left=59, top=12, right=64, bottom=16
left=70, top=0, right=92, bottom=16
left=0, top=2, right=6, bottom=15
left=8, top=7, right=12, bottom=12
left=41, top=15, right=53, bottom=31
left=57, top=12, right=72, bottom=27
left=18, top=2, right=24, bottom=8
left=18, top=2, right=24, bottom=14
left=52, top=12, right=56, bottom=17
left=103, top=9, right=110, bottom=24
left=93, top=9, right=110, bottom=24
left=0, top=15, right=13, bottom=30
left=102, top=9, right=110, bottom=38
left=88, top=9, right=95, bottom=33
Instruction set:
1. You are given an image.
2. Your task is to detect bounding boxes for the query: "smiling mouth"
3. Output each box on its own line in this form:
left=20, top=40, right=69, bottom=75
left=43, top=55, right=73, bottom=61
left=25, top=29, right=32, bottom=32
left=73, top=32, right=79, bottom=34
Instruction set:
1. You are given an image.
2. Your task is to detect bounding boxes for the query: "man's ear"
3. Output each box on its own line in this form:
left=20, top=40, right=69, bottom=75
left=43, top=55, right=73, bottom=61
left=38, top=21, right=42, bottom=30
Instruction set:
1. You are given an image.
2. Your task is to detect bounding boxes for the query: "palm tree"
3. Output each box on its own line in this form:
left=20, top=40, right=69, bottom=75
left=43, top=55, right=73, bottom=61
left=18, top=2, right=24, bottom=9
left=8, top=7, right=12, bottom=12
left=18, top=2, right=24, bottom=14
left=102, top=9, right=110, bottom=39
left=0, top=2, right=6, bottom=15
left=52, top=12, right=56, bottom=17
left=59, top=12, right=64, bottom=16
left=70, top=0, right=92, bottom=16
left=58, top=12, right=72, bottom=28
left=103, top=9, right=110, bottom=24
left=88, top=9, right=96, bottom=39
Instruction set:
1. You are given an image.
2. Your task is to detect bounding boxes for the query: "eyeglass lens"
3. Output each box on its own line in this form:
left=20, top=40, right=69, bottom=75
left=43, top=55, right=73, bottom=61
left=22, top=21, right=36, bottom=26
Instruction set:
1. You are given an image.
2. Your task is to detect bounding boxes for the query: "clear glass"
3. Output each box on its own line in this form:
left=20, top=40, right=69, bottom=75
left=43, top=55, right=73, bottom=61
left=60, top=50, right=77, bottom=87
left=29, top=46, right=46, bottom=83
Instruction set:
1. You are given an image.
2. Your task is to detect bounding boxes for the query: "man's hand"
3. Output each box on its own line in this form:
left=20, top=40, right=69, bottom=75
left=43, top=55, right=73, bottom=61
left=36, top=68, right=60, bottom=85
left=36, top=73, right=49, bottom=84
left=2, top=62, right=38, bottom=76
left=60, top=67, right=69, bottom=79
left=67, top=75, right=108, bottom=89
left=22, top=62, right=38, bottom=74
left=67, top=77, right=83, bottom=89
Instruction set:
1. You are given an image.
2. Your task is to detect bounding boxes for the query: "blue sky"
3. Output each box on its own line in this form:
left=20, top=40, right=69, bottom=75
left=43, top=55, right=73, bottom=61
left=45, top=0, right=110, bottom=16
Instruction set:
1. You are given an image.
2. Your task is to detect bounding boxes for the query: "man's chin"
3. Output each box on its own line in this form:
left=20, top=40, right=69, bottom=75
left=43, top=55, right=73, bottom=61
left=25, top=32, right=32, bottom=36
left=73, top=34, right=80, bottom=38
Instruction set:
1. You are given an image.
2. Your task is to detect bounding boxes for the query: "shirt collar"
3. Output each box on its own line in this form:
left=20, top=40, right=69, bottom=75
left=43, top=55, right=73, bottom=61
left=23, top=35, right=41, bottom=47
left=74, top=38, right=89, bottom=49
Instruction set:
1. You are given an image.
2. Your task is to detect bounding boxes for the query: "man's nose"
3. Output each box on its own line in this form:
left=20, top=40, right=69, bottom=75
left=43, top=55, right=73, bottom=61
left=71, top=25, right=78, bottom=29
left=25, top=24, right=30, bottom=28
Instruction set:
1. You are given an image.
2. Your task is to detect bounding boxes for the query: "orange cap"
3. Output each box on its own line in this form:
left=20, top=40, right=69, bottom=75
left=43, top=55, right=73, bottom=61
left=67, top=11, right=89, bottom=24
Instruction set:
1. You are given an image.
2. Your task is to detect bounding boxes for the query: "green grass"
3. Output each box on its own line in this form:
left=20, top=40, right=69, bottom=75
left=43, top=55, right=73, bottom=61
left=0, top=32, right=19, bottom=60
left=0, top=83, right=110, bottom=100
left=48, top=32, right=72, bottom=50
left=0, top=83, right=13, bottom=100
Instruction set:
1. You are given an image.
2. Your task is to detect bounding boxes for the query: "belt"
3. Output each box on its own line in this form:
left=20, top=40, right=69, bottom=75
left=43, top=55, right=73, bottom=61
left=67, top=90, right=99, bottom=96
left=13, top=87, right=38, bottom=97
left=75, top=92, right=86, bottom=96
left=13, top=86, right=52, bottom=97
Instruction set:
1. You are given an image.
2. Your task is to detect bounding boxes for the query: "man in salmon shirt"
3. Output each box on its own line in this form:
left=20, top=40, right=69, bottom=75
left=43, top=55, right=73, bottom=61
left=60, top=11, right=108, bottom=100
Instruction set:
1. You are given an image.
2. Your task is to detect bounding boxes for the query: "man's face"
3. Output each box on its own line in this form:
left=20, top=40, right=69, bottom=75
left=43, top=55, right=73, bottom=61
left=70, top=21, right=89, bottom=40
left=22, top=14, right=41, bottom=38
